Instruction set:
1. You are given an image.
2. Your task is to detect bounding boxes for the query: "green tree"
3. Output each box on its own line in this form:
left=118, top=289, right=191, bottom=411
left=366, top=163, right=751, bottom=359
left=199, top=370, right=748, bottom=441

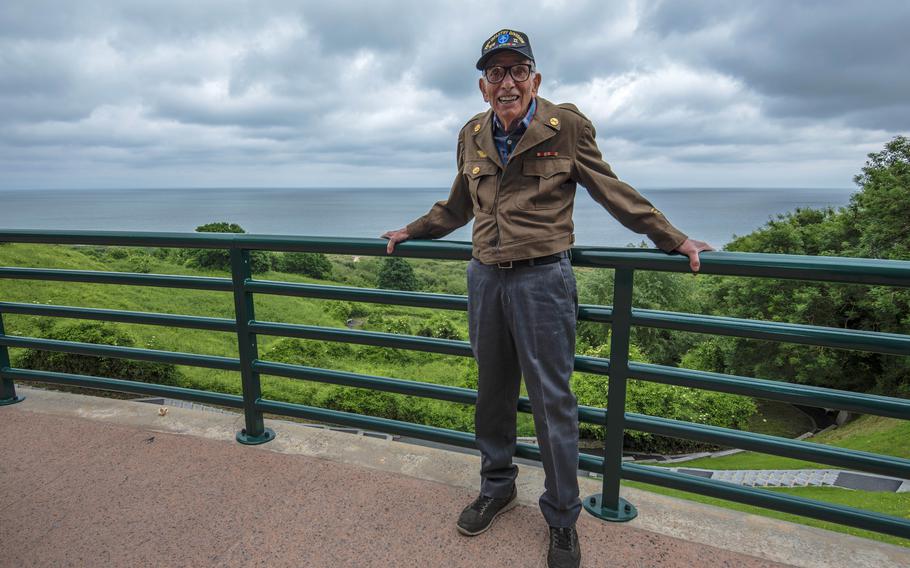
left=180, top=221, right=275, bottom=273
left=377, top=257, right=418, bottom=291
left=278, top=252, right=332, bottom=279
left=684, top=137, right=910, bottom=397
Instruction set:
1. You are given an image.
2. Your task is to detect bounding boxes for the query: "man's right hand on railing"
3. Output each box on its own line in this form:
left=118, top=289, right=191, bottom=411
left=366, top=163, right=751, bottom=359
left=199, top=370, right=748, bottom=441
left=381, top=228, right=411, bottom=254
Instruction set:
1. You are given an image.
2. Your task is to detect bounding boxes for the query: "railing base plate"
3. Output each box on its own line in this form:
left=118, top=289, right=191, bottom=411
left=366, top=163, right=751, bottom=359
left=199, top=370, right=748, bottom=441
left=236, top=427, right=276, bottom=445
left=0, top=395, right=25, bottom=406
left=583, top=493, right=638, bottom=522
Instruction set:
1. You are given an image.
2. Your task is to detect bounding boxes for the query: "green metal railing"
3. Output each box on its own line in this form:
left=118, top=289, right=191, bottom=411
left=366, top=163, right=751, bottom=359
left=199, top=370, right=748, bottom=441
left=1, top=229, right=909, bottom=540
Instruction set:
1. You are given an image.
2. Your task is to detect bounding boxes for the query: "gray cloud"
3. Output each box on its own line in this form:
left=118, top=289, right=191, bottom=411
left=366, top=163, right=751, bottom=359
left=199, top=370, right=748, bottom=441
left=639, top=0, right=910, bottom=129
left=0, top=0, right=907, bottom=190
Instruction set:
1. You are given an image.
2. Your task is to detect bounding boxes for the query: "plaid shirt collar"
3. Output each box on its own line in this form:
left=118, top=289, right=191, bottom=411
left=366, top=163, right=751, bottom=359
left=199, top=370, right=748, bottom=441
left=492, top=97, right=537, bottom=164
left=492, top=97, right=537, bottom=134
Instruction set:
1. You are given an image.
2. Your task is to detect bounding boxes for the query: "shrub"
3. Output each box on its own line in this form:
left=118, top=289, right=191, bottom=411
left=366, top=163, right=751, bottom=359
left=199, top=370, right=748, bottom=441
left=415, top=315, right=463, bottom=340
left=571, top=340, right=756, bottom=453
left=278, top=252, right=332, bottom=279
left=377, top=257, right=418, bottom=291
left=15, top=322, right=182, bottom=389
left=127, top=253, right=151, bottom=274
left=380, top=317, right=412, bottom=336
left=327, top=301, right=371, bottom=322
left=264, top=338, right=354, bottom=368
left=572, top=371, right=756, bottom=453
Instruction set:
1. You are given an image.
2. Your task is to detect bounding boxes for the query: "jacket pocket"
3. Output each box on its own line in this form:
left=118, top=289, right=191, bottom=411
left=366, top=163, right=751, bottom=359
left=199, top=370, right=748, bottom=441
left=519, top=157, right=572, bottom=210
left=464, top=161, right=498, bottom=214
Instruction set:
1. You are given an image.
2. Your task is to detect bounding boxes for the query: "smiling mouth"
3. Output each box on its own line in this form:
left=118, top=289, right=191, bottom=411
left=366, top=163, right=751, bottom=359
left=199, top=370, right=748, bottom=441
left=497, top=95, right=519, bottom=104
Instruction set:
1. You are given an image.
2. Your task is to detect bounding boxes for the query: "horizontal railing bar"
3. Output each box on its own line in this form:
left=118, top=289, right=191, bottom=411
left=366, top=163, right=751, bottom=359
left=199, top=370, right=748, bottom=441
left=1, top=367, right=244, bottom=409
left=248, top=281, right=613, bottom=325
left=578, top=304, right=613, bottom=323
left=619, top=462, right=910, bottom=540
left=625, top=413, right=910, bottom=479
left=629, top=362, right=910, bottom=419
left=3, top=229, right=910, bottom=286
left=253, top=360, right=605, bottom=425
left=571, top=247, right=910, bottom=287
left=246, top=280, right=468, bottom=311
left=250, top=322, right=474, bottom=357
left=256, top=398, right=544, bottom=461
left=0, top=302, right=236, bottom=333
left=631, top=308, right=910, bottom=356
left=0, top=267, right=233, bottom=291
left=250, top=321, right=616, bottom=378
left=257, top=397, right=477, bottom=447
left=255, top=360, right=478, bottom=405
left=0, top=230, right=475, bottom=258
left=0, top=335, right=241, bottom=371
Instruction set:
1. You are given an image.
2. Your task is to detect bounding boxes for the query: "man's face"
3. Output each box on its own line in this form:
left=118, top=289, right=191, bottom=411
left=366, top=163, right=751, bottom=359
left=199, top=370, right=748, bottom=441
left=478, top=51, right=541, bottom=130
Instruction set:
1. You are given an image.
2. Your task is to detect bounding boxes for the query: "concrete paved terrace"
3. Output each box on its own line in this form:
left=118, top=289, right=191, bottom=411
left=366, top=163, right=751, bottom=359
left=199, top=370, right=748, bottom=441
left=2, top=387, right=908, bottom=568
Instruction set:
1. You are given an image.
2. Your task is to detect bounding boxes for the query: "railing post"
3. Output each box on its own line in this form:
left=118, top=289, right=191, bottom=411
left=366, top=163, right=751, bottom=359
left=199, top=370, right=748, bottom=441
left=584, top=267, right=638, bottom=521
left=230, top=247, right=275, bottom=445
left=0, top=310, right=25, bottom=405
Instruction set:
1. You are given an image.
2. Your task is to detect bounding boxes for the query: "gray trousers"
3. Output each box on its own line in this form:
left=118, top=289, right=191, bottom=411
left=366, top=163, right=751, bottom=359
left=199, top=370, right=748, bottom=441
left=466, top=253, right=581, bottom=527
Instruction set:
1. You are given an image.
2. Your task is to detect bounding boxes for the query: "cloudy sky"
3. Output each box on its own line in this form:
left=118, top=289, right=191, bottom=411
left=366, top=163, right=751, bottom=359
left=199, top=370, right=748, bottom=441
left=1, top=0, right=907, bottom=190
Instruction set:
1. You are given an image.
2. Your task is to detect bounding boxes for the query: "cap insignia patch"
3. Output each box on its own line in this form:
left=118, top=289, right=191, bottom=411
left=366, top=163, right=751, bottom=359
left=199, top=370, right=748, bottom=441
left=484, top=29, right=526, bottom=51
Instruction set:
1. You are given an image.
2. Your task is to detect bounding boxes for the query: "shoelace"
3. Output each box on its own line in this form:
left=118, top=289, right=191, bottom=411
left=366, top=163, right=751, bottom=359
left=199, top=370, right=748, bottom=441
left=550, top=527, right=576, bottom=551
left=470, top=495, right=497, bottom=516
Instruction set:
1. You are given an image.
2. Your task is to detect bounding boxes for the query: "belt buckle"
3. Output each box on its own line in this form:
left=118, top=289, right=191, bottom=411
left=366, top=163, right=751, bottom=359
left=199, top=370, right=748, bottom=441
left=497, top=260, right=513, bottom=269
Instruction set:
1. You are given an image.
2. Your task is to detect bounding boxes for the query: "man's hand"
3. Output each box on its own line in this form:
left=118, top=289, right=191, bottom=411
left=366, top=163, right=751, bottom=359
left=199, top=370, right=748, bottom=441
left=381, top=228, right=411, bottom=254
left=675, top=238, right=715, bottom=272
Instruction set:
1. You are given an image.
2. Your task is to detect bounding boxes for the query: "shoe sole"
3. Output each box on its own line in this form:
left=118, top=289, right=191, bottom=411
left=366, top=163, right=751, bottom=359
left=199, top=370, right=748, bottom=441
left=456, top=495, right=519, bottom=537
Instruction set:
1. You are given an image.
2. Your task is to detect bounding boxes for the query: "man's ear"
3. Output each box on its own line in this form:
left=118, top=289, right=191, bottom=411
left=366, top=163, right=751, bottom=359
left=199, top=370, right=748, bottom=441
left=531, top=72, right=541, bottom=96
left=478, top=78, right=489, bottom=103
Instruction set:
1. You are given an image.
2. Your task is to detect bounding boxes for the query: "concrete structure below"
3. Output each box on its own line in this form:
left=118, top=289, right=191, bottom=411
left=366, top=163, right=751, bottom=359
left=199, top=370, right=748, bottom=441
left=2, top=387, right=908, bottom=567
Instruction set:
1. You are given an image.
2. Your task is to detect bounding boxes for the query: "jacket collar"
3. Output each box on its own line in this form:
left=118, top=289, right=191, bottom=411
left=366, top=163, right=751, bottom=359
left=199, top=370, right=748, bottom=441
left=471, top=96, right=560, bottom=169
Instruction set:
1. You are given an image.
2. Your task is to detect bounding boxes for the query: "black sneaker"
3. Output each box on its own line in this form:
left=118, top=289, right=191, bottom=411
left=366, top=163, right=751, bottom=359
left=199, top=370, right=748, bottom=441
left=456, top=485, right=518, bottom=536
left=547, top=524, right=581, bottom=568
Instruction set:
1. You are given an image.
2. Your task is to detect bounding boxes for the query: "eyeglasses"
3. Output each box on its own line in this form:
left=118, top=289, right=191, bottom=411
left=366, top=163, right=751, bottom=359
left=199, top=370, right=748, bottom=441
left=483, top=63, right=533, bottom=84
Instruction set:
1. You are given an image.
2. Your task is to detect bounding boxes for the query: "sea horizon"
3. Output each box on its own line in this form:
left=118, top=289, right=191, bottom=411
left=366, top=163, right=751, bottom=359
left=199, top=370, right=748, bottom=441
left=0, top=186, right=857, bottom=248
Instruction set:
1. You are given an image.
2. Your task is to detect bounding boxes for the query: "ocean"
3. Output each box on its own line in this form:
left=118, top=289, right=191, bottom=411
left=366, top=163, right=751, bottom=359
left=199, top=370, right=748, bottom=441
left=0, top=186, right=855, bottom=248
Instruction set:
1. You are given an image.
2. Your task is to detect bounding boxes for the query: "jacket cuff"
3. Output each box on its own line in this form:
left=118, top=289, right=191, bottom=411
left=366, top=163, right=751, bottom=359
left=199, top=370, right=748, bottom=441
left=651, top=228, right=688, bottom=253
left=405, top=218, right=431, bottom=239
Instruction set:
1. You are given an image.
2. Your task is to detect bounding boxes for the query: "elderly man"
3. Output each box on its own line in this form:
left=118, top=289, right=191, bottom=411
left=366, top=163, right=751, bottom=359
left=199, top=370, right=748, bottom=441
left=383, top=29, right=711, bottom=568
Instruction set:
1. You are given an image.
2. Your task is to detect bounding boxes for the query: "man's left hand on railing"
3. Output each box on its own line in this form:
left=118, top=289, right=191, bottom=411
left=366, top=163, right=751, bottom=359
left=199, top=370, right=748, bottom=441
left=675, top=238, right=715, bottom=272
left=381, top=227, right=412, bottom=254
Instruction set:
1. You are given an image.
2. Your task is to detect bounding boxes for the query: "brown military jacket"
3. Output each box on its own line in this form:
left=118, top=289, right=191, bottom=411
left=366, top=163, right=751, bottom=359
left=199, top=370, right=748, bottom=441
left=405, top=97, right=687, bottom=264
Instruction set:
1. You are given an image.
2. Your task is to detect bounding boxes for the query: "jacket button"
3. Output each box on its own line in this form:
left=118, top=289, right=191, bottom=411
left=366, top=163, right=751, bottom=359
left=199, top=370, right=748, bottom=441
left=472, top=166, right=481, bottom=174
